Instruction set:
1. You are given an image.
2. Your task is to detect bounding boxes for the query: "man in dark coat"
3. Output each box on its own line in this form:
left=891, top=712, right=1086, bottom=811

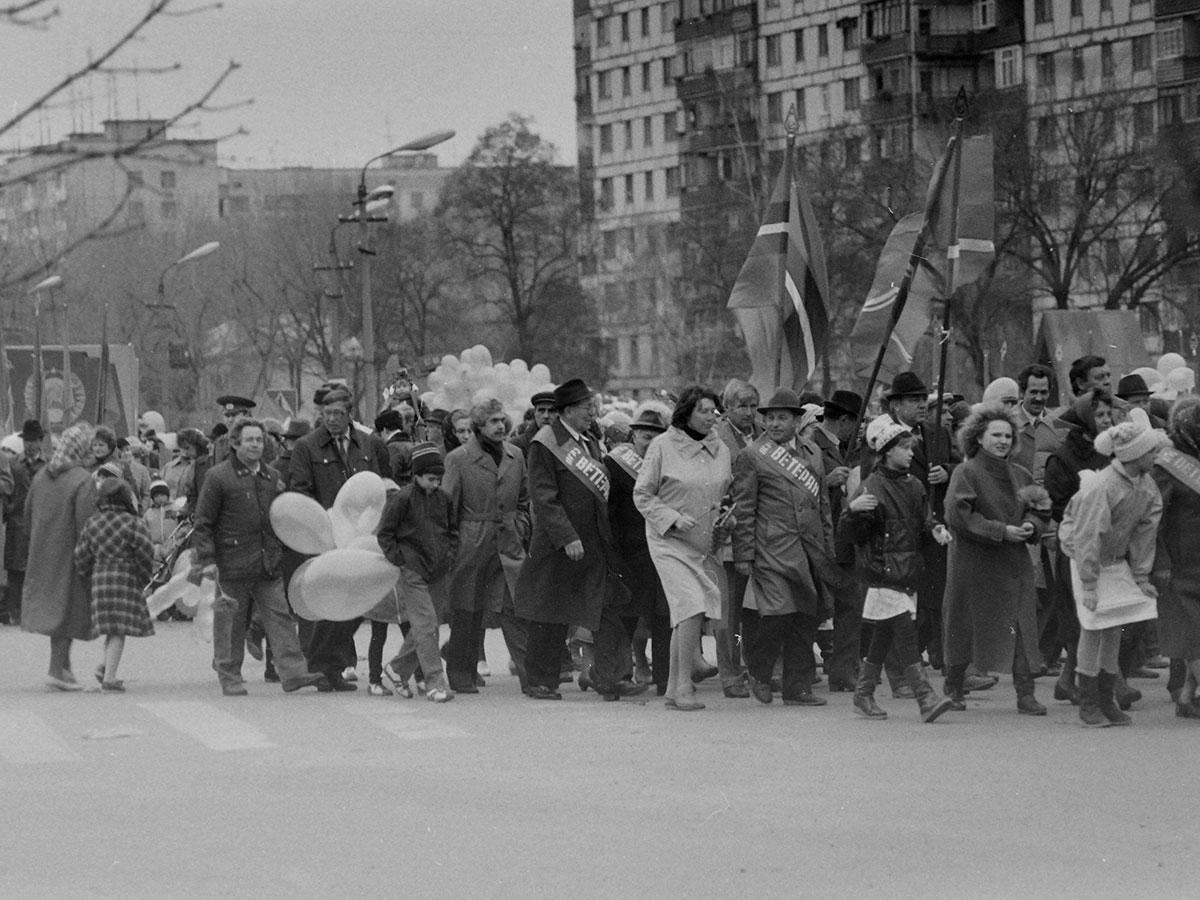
left=210, top=395, right=278, bottom=466
left=2, top=420, right=40, bottom=625
left=375, top=407, right=414, bottom=485
left=509, top=390, right=558, bottom=458
left=813, top=389, right=865, bottom=691
left=190, top=418, right=327, bottom=696
left=513, top=378, right=639, bottom=700
left=287, top=386, right=391, bottom=690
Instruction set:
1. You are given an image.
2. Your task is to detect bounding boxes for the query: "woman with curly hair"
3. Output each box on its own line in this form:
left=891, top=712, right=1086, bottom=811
left=942, top=404, right=1046, bottom=715
left=1151, top=398, right=1200, bottom=720
left=21, top=423, right=98, bottom=691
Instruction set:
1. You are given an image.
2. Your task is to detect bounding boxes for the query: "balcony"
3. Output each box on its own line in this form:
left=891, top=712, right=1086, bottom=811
left=1157, top=56, right=1200, bottom=85
left=1157, top=0, right=1200, bottom=17
left=675, top=65, right=757, bottom=102
left=676, top=3, right=756, bottom=44
left=681, top=119, right=759, bottom=155
left=864, top=21, right=1023, bottom=63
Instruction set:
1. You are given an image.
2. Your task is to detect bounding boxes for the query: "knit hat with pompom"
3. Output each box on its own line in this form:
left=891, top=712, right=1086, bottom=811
left=1093, top=408, right=1169, bottom=462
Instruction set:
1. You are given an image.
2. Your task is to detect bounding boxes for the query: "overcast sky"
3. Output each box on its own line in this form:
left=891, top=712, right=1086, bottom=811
left=2, top=0, right=577, bottom=169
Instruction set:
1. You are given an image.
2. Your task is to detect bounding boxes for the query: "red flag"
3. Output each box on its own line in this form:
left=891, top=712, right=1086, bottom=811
left=935, top=134, right=995, bottom=293
left=728, top=151, right=830, bottom=397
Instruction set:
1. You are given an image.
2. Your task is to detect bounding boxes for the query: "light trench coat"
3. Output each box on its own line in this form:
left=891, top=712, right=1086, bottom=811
left=634, top=427, right=731, bottom=626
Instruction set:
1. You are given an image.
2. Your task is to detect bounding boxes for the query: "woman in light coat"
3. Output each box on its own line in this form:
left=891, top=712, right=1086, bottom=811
left=22, top=423, right=98, bottom=690
left=635, top=386, right=731, bottom=711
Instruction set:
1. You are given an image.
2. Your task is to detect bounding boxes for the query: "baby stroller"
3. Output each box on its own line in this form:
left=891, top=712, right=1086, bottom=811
left=149, top=513, right=195, bottom=621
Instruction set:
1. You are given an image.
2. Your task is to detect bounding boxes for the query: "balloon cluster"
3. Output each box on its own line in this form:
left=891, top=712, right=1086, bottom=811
left=420, top=345, right=554, bottom=424
left=146, top=549, right=217, bottom=643
left=269, top=471, right=401, bottom=621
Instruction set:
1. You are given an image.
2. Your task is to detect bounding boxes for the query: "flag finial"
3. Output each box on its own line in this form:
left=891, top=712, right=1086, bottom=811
left=785, top=104, right=798, bottom=138
left=953, top=86, right=969, bottom=119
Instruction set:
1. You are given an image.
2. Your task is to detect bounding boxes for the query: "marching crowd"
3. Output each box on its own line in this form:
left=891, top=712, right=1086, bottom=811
left=4, top=356, right=1199, bottom=727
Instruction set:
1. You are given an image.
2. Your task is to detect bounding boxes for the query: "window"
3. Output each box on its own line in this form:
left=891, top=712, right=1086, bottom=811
left=765, top=0, right=780, bottom=7
left=844, top=136, right=862, bottom=164
left=767, top=92, right=783, bottom=124
left=600, top=124, right=613, bottom=153
left=820, top=84, right=830, bottom=115
left=793, top=28, right=804, bottom=62
left=1159, top=22, right=1184, bottom=60
left=1070, top=0, right=1082, bottom=16
left=1101, top=0, right=1112, bottom=10
left=602, top=231, right=618, bottom=259
left=643, top=116, right=654, bottom=147
left=642, top=61, right=651, bottom=92
left=662, top=56, right=673, bottom=85
left=873, top=122, right=908, bottom=159
left=641, top=7, right=651, bottom=37
left=661, top=1, right=675, bottom=33
left=843, top=77, right=860, bottom=111
left=996, top=47, right=1021, bottom=87
left=1132, top=35, right=1152, bottom=72
left=1101, top=43, right=1114, bottom=79
left=1037, top=52, right=1056, bottom=88
left=1133, top=101, right=1154, bottom=136
left=622, top=67, right=632, bottom=96
left=1072, top=48, right=1085, bottom=83
left=127, top=170, right=143, bottom=187
left=1160, top=92, right=1183, bottom=125
left=817, top=23, right=828, bottom=56
left=976, top=0, right=995, bottom=28
left=840, top=17, right=859, bottom=51
left=624, top=121, right=634, bottom=150
left=597, top=17, right=609, bottom=46
left=160, top=170, right=176, bottom=189
left=599, top=178, right=614, bottom=209
left=765, top=34, right=781, bottom=67
left=1037, top=117, right=1054, bottom=149
left=665, top=166, right=680, bottom=197
left=624, top=174, right=635, bottom=205
left=1033, top=0, right=1051, bottom=25
left=794, top=87, right=806, bottom=121
left=161, top=200, right=177, bottom=218
left=664, top=110, right=678, bottom=140
left=644, top=171, right=655, bottom=201
left=620, top=11, right=630, bottom=42
left=597, top=70, right=611, bottom=100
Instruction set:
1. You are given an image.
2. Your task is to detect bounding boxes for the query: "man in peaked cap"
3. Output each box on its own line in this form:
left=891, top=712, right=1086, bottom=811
left=211, top=395, right=278, bottom=467
left=732, top=387, right=835, bottom=707
left=510, top=389, right=558, bottom=458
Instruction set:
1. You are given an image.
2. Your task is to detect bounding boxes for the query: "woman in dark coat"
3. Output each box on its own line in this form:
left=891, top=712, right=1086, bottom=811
left=74, top=479, right=156, bottom=691
left=21, top=423, right=98, bottom=690
left=943, top=405, right=1045, bottom=715
left=1151, top=398, right=1200, bottom=719
left=1044, top=389, right=1113, bottom=704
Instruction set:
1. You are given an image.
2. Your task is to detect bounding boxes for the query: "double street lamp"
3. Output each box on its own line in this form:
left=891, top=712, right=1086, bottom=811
left=348, top=129, right=453, bottom=414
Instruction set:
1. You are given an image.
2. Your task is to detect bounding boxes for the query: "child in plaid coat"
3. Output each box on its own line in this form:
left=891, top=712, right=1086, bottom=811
left=74, top=479, right=156, bottom=691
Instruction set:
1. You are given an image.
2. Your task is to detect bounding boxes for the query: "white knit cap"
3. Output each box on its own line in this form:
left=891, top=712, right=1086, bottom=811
left=982, top=377, right=1019, bottom=405
left=1094, top=408, right=1169, bottom=462
left=799, top=403, right=824, bottom=433
left=865, top=414, right=910, bottom=453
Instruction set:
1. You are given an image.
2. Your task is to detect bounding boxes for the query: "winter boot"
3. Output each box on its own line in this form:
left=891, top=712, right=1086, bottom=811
left=905, top=663, right=953, bottom=723
left=1053, top=646, right=1080, bottom=705
left=1076, top=673, right=1109, bottom=727
left=943, top=663, right=968, bottom=711
left=852, top=660, right=887, bottom=719
left=1014, top=673, right=1047, bottom=716
left=885, top=657, right=914, bottom=699
left=1097, top=671, right=1132, bottom=726
left=1113, top=671, right=1141, bottom=710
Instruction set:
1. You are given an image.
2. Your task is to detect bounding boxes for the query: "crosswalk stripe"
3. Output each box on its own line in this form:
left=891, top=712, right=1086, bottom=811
left=341, top=701, right=469, bottom=740
left=0, top=710, right=82, bottom=764
left=138, top=701, right=276, bottom=751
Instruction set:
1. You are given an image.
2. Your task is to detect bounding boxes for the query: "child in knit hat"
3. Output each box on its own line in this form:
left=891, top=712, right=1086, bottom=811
left=377, top=442, right=458, bottom=702
left=1059, top=408, right=1168, bottom=727
left=838, top=415, right=954, bottom=723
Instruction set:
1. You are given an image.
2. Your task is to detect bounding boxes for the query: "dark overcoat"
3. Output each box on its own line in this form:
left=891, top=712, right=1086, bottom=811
left=287, top=424, right=391, bottom=508
left=5, top=454, right=43, bottom=572
left=605, top=450, right=667, bottom=618
left=441, top=436, right=530, bottom=613
left=942, top=451, right=1042, bottom=673
left=21, top=465, right=96, bottom=639
left=513, top=419, right=620, bottom=631
left=1151, top=459, right=1200, bottom=658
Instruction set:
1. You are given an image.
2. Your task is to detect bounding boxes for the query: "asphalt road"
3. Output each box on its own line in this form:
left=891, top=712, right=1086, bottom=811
left=0, top=620, right=1193, bottom=900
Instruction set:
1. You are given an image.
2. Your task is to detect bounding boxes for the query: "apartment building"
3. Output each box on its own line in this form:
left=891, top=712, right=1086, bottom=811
left=575, top=0, right=1199, bottom=390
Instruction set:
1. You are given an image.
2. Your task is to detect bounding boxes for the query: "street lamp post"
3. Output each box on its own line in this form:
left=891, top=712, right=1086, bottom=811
left=340, top=336, right=364, bottom=419
left=151, top=241, right=220, bottom=412
left=28, top=275, right=63, bottom=427
left=350, top=129, right=453, bottom=414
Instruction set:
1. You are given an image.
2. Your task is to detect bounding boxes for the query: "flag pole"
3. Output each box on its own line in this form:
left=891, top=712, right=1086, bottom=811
left=96, top=303, right=110, bottom=426
left=775, top=108, right=798, bottom=390
left=850, top=101, right=966, bottom=455
left=0, top=299, right=10, bottom=434
left=930, top=88, right=970, bottom=464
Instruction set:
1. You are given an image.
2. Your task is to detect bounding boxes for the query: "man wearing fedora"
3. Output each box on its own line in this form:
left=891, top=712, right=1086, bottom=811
left=514, top=378, right=638, bottom=700
left=732, top=387, right=836, bottom=707
left=881, top=372, right=960, bottom=673
left=2, top=420, right=40, bottom=625
left=814, top=389, right=866, bottom=691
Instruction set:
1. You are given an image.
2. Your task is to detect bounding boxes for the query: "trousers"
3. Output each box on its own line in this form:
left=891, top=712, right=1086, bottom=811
left=212, top=576, right=309, bottom=688
left=385, top=568, right=445, bottom=689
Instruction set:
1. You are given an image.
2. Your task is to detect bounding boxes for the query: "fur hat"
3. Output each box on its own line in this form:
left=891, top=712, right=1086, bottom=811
left=1094, top=408, right=1169, bottom=462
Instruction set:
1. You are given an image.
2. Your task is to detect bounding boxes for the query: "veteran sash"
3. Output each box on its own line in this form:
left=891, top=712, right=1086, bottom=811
left=1157, top=447, right=1200, bottom=498
left=756, top=438, right=822, bottom=502
left=533, top=426, right=610, bottom=501
left=606, top=443, right=643, bottom=481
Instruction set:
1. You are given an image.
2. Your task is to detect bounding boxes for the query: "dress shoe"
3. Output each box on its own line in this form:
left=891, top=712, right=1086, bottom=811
left=45, top=675, right=83, bottom=692
left=599, top=680, right=649, bottom=701
left=281, top=672, right=329, bottom=693
left=691, top=664, right=719, bottom=684
left=828, top=679, right=856, bottom=692
left=723, top=683, right=751, bottom=699
left=1128, top=667, right=1159, bottom=679
left=1016, top=694, right=1047, bottom=716
left=1145, top=654, right=1170, bottom=669
left=1175, top=699, right=1200, bottom=719
left=222, top=682, right=249, bottom=696
left=783, top=692, right=827, bottom=707
left=748, top=676, right=773, bottom=704
left=526, top=685, right=562, bottom=700
left=100, top=680, right=126, bottom=693
left=963, top=674, right=998, bottom=692
left=450, top=681, right=479, bottom=694
left=324, top=670, right=357, bottom=692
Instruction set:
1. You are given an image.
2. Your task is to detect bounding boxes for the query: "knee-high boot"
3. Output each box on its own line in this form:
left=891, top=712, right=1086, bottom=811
left=1054, top=643, right=1080, bottom=705
left=853, top=660, right=887, bottom=719
left=1097, top=671, right=1132, bottom=725
left=905, top=663, right=953, bottom=723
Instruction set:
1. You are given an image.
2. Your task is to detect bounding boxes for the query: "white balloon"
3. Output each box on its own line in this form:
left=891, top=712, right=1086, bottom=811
left=295, top=549, right=400, bottom=620
left=329, top=507, right=358, bottom=549
left=331, top=471, right=386, bottom=538
left=287, top=559, right=323, bottom=621
left=1158, top=353, right=1187, bottom=377
left=270, top=493, right=336, bottom=554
